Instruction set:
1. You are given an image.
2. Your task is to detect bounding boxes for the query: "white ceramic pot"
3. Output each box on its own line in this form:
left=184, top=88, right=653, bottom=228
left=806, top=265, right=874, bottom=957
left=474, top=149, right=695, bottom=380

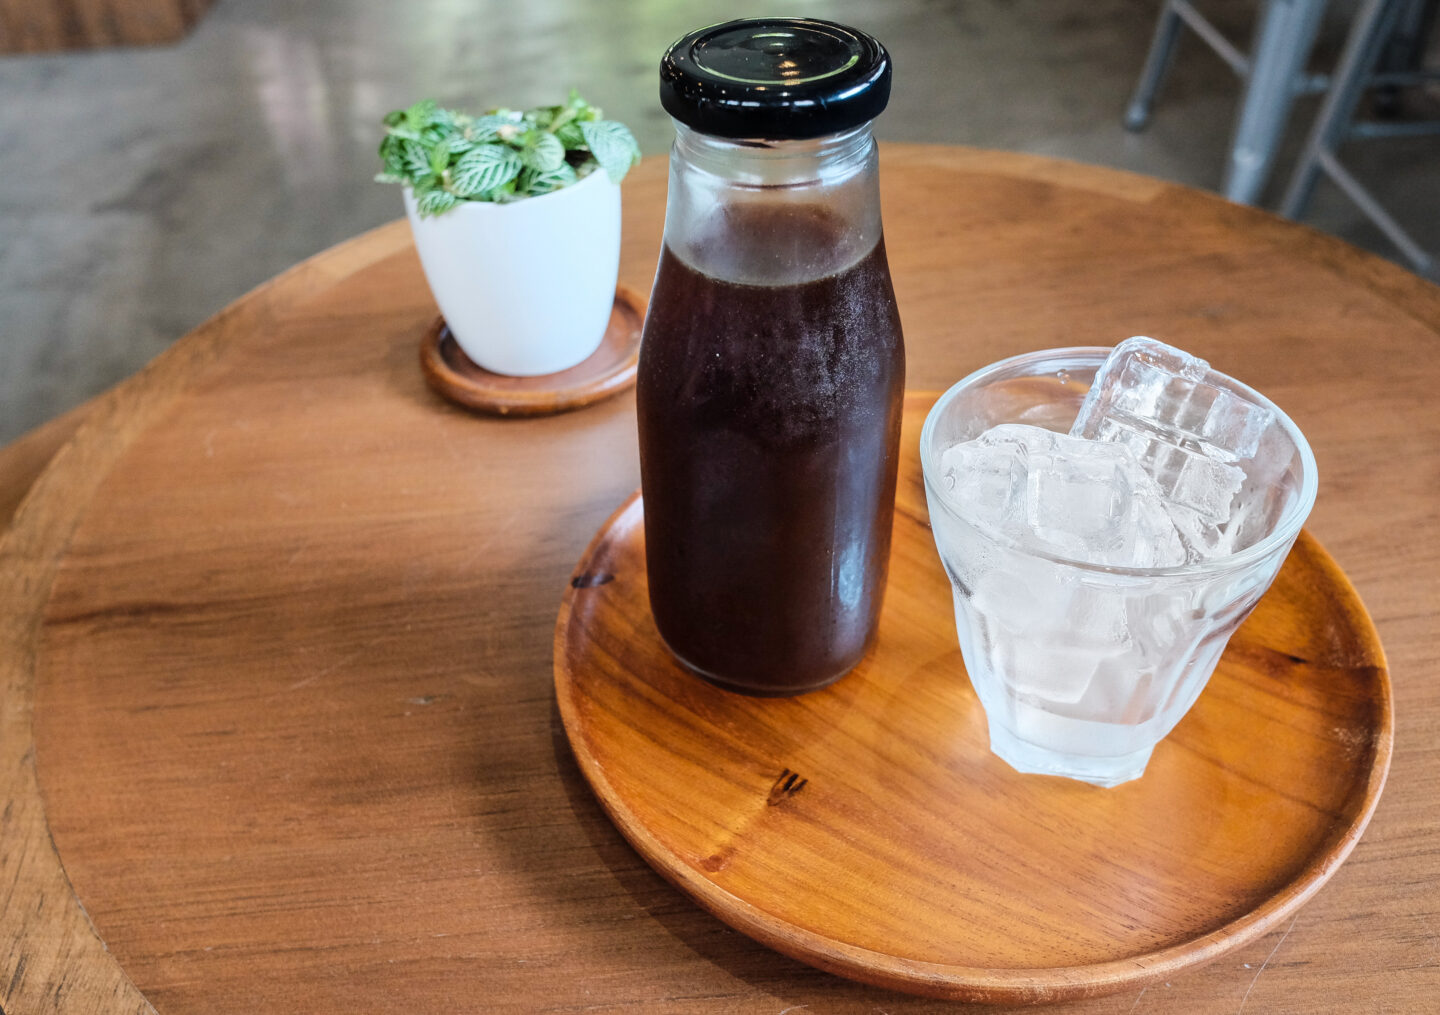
left=403, top=167, right=621, bottom=376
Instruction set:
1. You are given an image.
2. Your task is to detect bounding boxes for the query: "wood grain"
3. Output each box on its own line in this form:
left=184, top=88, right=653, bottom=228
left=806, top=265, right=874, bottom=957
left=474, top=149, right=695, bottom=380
left=418, top=284, right=644, bottom=417
left=0, top=402, right=91, bottom=532
left=554, top=394, right=1391, bottom=1004
left=0, top=0, right=210, bottom=52
left=1, top=147, right=1437, bottom=1012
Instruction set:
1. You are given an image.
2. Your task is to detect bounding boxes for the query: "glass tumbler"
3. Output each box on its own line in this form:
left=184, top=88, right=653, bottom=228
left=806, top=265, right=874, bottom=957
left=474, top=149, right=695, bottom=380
left=919, top=348, right=1318, bottom=786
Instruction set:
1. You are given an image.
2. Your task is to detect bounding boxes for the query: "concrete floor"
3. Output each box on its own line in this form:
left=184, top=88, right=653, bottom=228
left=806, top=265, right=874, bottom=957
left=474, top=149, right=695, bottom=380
left=1, top=0, right=1435, bottom=444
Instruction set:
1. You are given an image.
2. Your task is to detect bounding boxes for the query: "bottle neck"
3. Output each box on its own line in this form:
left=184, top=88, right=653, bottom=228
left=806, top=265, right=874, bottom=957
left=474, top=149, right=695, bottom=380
left=671, top=121, right=875, bottom=188
left=663, top=121, right=883, bottom=286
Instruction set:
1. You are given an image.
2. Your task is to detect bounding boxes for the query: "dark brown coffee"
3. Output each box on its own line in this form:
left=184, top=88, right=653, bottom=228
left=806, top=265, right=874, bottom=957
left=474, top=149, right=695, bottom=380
left=636, top=205, right=905, bottom=695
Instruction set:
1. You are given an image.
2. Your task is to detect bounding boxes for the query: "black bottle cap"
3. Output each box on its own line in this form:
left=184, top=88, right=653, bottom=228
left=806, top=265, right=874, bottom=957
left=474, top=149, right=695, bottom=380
left=659, top=18, right=892, bottom=141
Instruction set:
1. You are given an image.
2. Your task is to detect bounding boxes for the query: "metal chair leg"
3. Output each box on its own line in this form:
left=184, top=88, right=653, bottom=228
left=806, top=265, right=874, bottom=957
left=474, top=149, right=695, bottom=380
left=1280, top=0, right=1407, bottom=219
left=1126, top=1, right=1186, bottom=131
left=1279, top=0, right=1434, bottom=278
left=1222, top=0, right=1329, bottom=204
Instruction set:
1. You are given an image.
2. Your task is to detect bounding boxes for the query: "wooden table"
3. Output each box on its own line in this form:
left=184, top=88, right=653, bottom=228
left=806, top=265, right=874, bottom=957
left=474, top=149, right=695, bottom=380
left=1, top=147, right=1436, bottom=1013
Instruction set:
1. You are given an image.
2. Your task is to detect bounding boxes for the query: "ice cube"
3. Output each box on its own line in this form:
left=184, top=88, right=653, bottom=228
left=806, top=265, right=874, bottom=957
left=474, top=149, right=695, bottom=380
left=938, top=430, right=1026, bottom=528
left=938, top=423, right=1186, bottom=568
left=1221, top=416, right=1298, bottom=553
left=1072, top=337, right=1274, bottom=560
left=1098, top=423, right=1245, bottom=558
left=971, top=563, right=1131, bottom=704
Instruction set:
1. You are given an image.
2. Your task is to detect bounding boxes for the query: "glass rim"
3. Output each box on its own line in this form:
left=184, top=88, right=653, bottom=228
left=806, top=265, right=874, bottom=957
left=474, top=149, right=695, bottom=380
left=919, top=346, right=1320, bottom=578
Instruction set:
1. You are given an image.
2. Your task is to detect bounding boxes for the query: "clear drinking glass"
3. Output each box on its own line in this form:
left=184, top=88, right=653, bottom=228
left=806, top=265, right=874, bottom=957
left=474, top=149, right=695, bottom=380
left=919, top=348, right=1318, bottom=786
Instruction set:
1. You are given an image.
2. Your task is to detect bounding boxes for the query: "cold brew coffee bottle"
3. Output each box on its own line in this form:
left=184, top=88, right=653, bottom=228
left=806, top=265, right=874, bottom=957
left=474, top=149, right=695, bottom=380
left=638, top=19, right=905, bottom=695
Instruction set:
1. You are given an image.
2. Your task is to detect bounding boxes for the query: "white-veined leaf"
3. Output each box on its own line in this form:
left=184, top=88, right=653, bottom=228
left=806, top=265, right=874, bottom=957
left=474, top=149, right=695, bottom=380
left=400, top=139, right=431, bottom=178
left=416, top=188, right=459, bottom=217
left=520, top=132, right=566, bottom=172
left=466, top=114, right=510, bottom=143
left=378, top=135, right=408, bottom=175
left=580, top=120, right=640, bottom=184
left=517, top=161, right=578, bottom=196
left=450, top=145, right=523, bottom=197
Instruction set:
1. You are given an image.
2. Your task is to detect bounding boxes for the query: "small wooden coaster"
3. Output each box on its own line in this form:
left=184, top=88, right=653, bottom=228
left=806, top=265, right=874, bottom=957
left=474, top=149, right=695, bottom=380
left=420, top=285, right=645, bottom=418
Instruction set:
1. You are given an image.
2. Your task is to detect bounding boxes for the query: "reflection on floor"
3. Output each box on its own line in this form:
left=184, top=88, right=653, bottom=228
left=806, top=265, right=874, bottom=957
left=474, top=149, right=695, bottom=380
left=0, top=0, right=1435, bottom=443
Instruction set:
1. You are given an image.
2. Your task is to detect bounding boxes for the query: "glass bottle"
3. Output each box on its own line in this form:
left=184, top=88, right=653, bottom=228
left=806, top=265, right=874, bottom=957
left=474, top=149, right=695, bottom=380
left=637, top=19, right=906, bottom=695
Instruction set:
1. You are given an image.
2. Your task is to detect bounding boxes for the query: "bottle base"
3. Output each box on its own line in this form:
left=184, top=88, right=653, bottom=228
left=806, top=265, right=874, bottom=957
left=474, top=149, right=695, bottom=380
left=657, top=632, right=859, bottom=698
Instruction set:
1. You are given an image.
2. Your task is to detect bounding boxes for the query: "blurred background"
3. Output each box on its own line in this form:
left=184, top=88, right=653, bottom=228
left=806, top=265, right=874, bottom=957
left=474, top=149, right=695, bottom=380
left=1, top=0, right=1436, bottom=445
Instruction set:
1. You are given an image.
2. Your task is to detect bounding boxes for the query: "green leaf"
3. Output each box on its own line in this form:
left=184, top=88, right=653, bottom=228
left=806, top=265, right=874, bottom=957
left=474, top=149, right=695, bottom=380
left=517, top=161, right=578, bottom=197
left=467, top=114, right=510, bottom=143
left=565, top=88, right=599, bottom=120
left=580, top=120, right=640, bottom=184
left=450, top=144, right=523, bottom=197
left=403, top=99, right=439, bottom=132
left=487, top=177, right=520, bottom=202
left=555, top=121, right=586, bottom=148
left=520, top=131, right=566, bottom=172
left=428, top=137, right=454, bottom=175
left=378, top=135, right=408, bottom=176
left=400, top=139, right=432, bottom=178
left=445, top=134, right=476, bottom=157
left=526, top=104, right=560, bottom=130
left=380, top=93, right=637, bottom=204
left=416, top=188, right=459, bottom=217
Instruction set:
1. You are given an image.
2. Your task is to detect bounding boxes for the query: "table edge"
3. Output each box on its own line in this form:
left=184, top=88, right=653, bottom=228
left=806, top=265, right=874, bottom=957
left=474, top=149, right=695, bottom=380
left=0, top=148, right=1430, bottom=1012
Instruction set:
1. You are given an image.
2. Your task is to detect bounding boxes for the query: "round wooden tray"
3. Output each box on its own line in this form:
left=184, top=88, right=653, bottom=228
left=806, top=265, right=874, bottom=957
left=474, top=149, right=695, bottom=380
left=419, top=284, right=644, bottom=417
left=553, top=393, right=1392, bottom=1006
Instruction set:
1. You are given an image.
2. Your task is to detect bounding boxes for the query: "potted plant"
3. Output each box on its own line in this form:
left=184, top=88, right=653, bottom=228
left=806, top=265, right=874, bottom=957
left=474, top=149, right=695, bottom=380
left=377, top=93, right=640, bottom=376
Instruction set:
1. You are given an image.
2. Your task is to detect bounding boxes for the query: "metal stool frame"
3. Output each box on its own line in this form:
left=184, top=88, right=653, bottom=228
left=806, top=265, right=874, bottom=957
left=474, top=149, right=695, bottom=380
left=1281, top=0, right=1440, bottom=279
left=1126, top=0, right=1331, bottom=205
